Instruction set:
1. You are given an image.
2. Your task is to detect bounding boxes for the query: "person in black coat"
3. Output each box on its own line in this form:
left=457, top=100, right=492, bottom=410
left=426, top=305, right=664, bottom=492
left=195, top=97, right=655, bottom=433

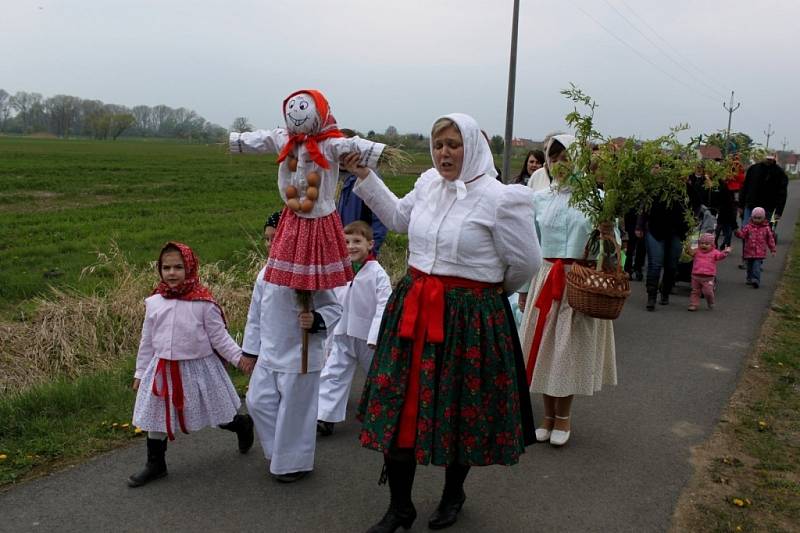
left=739, top=155, right=789, bottom=223
left=636, top=197, right=690, bottom=311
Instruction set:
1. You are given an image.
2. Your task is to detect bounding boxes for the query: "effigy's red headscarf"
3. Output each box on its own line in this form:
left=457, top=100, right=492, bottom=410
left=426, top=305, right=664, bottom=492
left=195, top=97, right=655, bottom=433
left=153, top=241, right=226, bottom=324
left=277, top=89, right=343, bottom=170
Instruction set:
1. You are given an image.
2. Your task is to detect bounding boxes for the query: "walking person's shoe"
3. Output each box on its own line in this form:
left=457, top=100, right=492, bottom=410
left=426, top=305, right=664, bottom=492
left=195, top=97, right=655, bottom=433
left=316, top=420, right=334, bottom=436
left=535, top=416, right=554, bottom=442
left=128, top=437, right=168, bottom=487
left=366, top=453, right=417, bottom=533
left=659, top=293, right=669, bottom=305
left=738, top=262, right=746, bottom=270
left=752, top=281, right=760, bottom=289
left=549, top=416, right=571, bottom=447
left=646, top=293, right=656, bottom=311
left=428, top=490, right=466, bottom=530
left=219, top=413, right=255, bottom=453
left=633, top=270, right=644, bottom=282
left=687, top=305, right=697, bottom=312
left=272, top=470, right=311, bottom=483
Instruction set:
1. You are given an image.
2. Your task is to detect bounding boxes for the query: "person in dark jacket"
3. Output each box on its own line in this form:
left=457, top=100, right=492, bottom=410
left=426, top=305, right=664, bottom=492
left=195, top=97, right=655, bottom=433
left=636, top=197, right=690, bottom=311
left=739, top=155, right=789, bottom=224
left=712, top=178, right=737, bottom=249
left=687, top=163, right=712, bottom=218
left=623, top=208, right=646, bottom=281
left=337, top=172, right=388, bottom=254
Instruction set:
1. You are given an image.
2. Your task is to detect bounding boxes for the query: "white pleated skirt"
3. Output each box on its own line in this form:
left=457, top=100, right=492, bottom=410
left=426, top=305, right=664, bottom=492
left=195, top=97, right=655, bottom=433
left=519, top=261, right=617, bottom=397
left=133, top=355, right=241, bottom=434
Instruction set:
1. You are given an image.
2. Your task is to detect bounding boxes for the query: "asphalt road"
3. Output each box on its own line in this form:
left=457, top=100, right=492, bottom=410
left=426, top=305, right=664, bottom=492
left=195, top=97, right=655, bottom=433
left=1, top=181, right=797, bottom=533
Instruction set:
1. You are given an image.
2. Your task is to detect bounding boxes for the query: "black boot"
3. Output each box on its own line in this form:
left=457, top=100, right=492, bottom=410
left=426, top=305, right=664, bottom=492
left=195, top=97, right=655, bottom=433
left=365, top=451, right=417, bottom=533
left=128, top=437, right=167, bottom=487
left=219, top=414, right=254, bottom=453
left=428, top=464, right=470, bottom=530
left=646, top=290, right=656, bottom=311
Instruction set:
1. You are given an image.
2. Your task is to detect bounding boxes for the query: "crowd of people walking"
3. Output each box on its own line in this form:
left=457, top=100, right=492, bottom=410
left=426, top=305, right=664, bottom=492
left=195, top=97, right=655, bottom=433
left=128, top=94, right=790, bottom=533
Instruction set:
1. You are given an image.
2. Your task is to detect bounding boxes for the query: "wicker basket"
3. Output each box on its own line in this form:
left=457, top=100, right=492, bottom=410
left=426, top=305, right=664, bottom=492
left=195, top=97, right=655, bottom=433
left=566, top=241, right=631, bottom=320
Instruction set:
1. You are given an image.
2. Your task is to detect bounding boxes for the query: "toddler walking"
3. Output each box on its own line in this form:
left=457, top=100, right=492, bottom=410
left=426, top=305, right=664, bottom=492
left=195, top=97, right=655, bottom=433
left=316, top=221, right=392, bottom=436
left=736, top=207, right=777, bottom=289
left=685, top=233, right=730, bottom=311
left=129, top=242, right=254, bottom=487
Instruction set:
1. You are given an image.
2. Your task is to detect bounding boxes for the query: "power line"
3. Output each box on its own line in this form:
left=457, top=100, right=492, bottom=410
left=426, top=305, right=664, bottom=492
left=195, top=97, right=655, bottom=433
left=601, top=0, right=726, bottom=99
left=618, top=0, right=731, bottom=94
left=570, top=1, right=721, bottom=103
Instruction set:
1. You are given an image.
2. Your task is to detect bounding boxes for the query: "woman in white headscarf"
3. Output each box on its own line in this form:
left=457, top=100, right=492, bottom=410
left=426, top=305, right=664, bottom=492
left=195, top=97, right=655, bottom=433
left=341, top=113, right=542, bottom=533
left=517, top=134, right=617, bottom=449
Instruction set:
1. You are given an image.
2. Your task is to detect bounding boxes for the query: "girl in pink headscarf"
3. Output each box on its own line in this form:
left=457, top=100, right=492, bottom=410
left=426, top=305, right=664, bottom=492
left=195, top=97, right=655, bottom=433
left=735, top=207, right=777, bottom=289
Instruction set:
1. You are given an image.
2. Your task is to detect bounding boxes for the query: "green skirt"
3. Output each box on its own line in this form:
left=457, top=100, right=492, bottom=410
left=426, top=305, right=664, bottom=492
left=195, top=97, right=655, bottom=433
left=357, top=272, right=534, bottom=466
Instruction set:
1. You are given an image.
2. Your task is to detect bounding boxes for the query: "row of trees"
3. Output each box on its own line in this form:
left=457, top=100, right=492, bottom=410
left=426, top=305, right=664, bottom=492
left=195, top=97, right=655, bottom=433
left=0, top=89, right=227, bottom=142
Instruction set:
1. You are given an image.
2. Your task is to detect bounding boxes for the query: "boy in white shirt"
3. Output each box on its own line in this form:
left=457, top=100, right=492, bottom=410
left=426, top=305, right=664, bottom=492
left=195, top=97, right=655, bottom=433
left=243, top=214, right=342, bottom=482
left=317, top=221, right=392, bottom=436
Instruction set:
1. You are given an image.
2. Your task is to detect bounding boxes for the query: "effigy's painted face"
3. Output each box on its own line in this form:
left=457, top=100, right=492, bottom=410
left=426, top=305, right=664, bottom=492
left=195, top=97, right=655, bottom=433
left=284, top=93, right=319, bottom=134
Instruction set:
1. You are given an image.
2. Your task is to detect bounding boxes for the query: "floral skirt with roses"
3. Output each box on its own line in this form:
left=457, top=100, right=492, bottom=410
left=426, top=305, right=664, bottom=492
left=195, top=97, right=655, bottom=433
left=357, top=272, right=534, bottom=466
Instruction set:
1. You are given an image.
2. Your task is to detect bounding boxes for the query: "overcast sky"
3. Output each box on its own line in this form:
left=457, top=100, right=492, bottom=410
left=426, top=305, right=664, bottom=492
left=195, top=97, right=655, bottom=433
left=3, top=0, right=798, bottom=149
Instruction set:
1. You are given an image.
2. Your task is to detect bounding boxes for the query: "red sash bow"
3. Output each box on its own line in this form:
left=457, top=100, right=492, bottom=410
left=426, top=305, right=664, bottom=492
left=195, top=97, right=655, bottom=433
left=396, top=268, right=498, bottom=448
left=152, top=359, right=189, bottom=441
left=525, top=260, right=567, bottom=385
left=277, top=129, right=343, bottom=170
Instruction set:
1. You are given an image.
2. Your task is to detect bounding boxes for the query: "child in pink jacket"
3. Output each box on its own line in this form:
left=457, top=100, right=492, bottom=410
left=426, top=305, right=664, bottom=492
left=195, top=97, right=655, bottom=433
left=686, top=233, right=730, bottom=311
left=735, top=207, right=777, bottom=289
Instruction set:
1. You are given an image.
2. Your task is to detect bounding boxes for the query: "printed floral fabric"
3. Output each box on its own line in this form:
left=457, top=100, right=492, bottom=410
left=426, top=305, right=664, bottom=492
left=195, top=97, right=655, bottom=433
left=357, top=274, right=526, bottom=466
left=265, top=208, right=354, bottom=290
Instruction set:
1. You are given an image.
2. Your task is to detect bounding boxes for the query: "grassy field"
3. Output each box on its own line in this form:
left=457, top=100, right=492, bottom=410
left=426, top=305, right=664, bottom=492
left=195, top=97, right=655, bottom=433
left=0, top=137, right=436, bottom=311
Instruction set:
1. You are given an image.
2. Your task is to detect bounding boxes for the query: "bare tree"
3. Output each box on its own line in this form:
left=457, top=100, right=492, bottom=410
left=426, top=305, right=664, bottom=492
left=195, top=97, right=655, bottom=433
left=45, top=94, right=81, bottom=137
left=10, top=91, right=43, bottom=132
left=0, top=89, right=10, bottom=131
left=231, top=116, right=253, bottom=133
left=131, top=105, right=152, bottom=133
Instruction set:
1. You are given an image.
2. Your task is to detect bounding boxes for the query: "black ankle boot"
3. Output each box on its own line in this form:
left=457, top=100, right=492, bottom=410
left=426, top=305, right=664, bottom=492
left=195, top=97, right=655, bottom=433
left=365, top=452, right=417, bottom=533
left=128, top=437, right=167, bottom=487
left=428, top=464, right=470, bottom=530
left=220, top=414, right=254, bottom=453
left=646, top=292, right=656, bottom=311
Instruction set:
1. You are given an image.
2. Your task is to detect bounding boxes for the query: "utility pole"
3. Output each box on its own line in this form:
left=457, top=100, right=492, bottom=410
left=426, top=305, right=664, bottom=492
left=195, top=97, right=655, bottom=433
left=501, top=0, right=520, bottom=183
left=764, top=123, right=774, bottom=150
left=722, top=91, right=740, bottom=157
left=782, top=137, right=788, bottom=152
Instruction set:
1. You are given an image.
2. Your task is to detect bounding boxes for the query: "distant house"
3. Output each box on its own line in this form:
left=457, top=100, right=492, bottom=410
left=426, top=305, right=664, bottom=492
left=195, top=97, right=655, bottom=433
left=511, top=137, right=537, bottom=149
left=696, top=145, right=723, bottom=160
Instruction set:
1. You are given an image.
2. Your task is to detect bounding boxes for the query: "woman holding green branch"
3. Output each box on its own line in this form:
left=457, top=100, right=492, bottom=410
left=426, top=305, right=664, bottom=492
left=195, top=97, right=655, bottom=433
left=517, top=134, right=618, bottom=448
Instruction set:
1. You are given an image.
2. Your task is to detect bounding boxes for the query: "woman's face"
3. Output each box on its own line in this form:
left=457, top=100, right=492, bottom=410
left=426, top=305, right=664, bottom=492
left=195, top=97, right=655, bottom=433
left=432, top=126, right=464, bottom=181
left=526, top=154, right=542, bottom=175
left=550, top=150, right=570, bottom=182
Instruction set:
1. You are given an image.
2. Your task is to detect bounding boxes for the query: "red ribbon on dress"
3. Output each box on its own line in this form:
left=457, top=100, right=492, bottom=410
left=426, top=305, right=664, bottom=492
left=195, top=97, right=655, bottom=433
left=152, top=359, right=189, bottom=441
left=525, top=260, right=567, bottom=386
left=396, top=268, right=497, bottom=449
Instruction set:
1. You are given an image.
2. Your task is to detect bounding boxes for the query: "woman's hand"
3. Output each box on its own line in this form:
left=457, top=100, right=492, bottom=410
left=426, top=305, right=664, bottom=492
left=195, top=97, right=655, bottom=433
left=340, top=152, right=370, bottom=179
left=598, top=221, right=615, bottom=239
left=132, top=378, right=140, bottom=391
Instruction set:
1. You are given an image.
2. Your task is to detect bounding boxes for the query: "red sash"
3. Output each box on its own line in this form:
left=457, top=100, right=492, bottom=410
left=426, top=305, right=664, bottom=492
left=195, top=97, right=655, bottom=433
left=152, top=359, right=189, bottom=441
left=396, top=268, right=499, bottom=448
left=525, top=260, right=569, bottom=385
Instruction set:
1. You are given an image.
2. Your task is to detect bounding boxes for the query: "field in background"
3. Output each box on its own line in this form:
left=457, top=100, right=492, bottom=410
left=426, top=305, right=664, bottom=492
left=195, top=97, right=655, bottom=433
left=0, top=138, right=447, bottom=310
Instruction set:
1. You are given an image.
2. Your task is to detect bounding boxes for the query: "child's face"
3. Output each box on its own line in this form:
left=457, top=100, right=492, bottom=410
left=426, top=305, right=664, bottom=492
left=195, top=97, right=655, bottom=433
left=751, top=214, right=765, bottom=224
left=160, top=251, right=186, bottom=287
left=345, top=233, right=372, bottom=265
left=264, top=226, right=276, bottom=253
left=698, top=242, right=712, bottom=252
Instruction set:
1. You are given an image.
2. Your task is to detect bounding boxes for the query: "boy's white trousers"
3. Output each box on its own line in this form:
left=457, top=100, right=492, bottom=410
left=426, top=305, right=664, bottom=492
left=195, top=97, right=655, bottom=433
left=246, top=366, right=319, bottom=475
left=317, top=334, right=374, bottom=423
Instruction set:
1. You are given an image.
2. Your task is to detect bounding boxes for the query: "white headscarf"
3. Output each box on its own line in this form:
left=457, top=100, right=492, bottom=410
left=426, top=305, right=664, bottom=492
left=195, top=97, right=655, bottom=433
left=426, top=113, right=497, bottom=211
left=544, top=133, right=576, bottom=188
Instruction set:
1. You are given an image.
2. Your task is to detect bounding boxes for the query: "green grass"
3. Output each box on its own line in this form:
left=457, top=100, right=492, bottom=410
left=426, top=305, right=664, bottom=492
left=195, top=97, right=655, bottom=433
left=0, top=137, right=430, bottom=310
left=0, top=357, right=140, bottom=485
left=683, top=220, right=800, bottom=532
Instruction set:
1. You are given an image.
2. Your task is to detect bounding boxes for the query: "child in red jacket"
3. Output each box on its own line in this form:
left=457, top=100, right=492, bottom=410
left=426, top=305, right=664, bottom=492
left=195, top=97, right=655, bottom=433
left=735, top=207, right=777, bottom=289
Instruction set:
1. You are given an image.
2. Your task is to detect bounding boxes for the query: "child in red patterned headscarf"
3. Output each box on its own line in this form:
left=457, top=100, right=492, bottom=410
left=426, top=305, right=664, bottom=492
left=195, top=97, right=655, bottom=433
left=128, top=242, right=255, bottom=488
